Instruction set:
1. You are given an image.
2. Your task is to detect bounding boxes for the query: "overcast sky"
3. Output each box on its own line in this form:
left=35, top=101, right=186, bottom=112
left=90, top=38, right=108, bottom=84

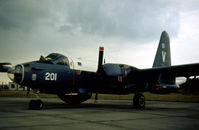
left=0, top=0, right=199, bottom=83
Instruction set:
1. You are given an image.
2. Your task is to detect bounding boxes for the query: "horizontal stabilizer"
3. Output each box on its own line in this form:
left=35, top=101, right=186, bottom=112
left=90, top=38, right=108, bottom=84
left=0, top=63, right=11, bottom=66
left=0, top=62, right=11, bottom=72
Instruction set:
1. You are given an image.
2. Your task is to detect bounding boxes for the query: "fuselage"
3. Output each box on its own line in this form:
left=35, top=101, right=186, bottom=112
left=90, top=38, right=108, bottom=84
left=7, top=52, right=180, bottom=95
left=7, top=60, right=142, bottom=95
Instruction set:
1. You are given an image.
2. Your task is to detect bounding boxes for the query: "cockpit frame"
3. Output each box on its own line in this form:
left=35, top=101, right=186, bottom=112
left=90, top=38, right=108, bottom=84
left=39, top=53, right=70, bottom=67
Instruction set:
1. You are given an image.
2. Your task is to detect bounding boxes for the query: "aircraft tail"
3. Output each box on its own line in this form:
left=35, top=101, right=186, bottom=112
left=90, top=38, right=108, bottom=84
left=153, top=31, right=171, bottom=68
left=150, top=31, right=177, bottom=93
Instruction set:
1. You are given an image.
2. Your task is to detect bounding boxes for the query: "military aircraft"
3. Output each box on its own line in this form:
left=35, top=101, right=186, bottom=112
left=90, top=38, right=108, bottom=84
left=1, top=31, right=199, bottom=110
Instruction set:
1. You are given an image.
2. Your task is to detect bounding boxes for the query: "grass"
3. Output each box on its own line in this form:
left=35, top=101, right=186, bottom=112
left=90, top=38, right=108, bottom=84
left=0, top=91, right=57, bottom=98
left=91, top=92, right=199, bottom=102
left=0, top=90, right=199, bottom=102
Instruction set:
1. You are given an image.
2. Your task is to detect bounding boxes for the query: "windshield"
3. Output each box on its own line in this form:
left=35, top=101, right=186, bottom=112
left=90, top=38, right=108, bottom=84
left=39, top=53, right=69, bottom=67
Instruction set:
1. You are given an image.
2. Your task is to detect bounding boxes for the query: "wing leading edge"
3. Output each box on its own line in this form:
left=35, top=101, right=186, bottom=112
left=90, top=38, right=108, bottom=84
left=137, top=63, right=199, bottom=80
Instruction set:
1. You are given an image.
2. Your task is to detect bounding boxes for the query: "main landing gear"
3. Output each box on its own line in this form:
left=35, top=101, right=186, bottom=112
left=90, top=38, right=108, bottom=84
left=133, top=93, right=145, bottom=109
left=28, top=90, right=43, bottom=110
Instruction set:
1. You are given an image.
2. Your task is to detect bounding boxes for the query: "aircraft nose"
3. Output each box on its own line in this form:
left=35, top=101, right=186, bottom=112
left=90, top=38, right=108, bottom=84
left=7, top=64, right=24, bottom=83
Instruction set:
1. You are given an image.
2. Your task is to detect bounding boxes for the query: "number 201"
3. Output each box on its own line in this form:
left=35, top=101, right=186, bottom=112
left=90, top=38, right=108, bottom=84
left=45, top=72, right=57, bottom=81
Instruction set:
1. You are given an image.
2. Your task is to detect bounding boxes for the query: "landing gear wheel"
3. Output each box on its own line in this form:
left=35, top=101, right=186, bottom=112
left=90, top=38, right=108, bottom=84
left=29, top=99, right=43, bottom=110
left=133, top=93, right=145, bottom=109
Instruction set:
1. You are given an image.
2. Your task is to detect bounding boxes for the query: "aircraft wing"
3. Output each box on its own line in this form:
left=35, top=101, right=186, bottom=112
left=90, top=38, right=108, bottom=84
left=136, top=63, right=199, bottom=80
left=0, top=63, right=11, bottom=72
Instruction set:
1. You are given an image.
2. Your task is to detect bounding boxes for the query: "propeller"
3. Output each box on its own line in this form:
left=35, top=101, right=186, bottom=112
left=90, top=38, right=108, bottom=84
left=94, top=47, right=105, bottom=104
left=97, top=47, right=104, bottom=73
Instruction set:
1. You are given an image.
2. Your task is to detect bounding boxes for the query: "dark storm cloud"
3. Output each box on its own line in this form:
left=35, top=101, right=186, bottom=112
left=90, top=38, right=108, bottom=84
left=0, top=0, right=51, bottom=30
left=0, top=0, right=198, bottom=42
left=56, top=0, right=181, bottom=42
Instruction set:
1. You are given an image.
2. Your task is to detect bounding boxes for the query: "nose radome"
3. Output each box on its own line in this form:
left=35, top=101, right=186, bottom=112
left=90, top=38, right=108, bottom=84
left=7, top=66, right=15, bottom=81
left=7, top=64, right=24, bottom=83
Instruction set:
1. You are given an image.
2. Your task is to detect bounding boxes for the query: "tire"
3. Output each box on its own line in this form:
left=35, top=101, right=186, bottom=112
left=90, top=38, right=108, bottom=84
left=29, top=99, right=43, bottom=110
left=133, top=93, right=145, bottom=109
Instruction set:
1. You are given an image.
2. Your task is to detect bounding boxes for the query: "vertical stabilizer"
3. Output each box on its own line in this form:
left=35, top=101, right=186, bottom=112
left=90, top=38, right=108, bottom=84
left=97, top=47, right=104, bottom=72
left=153, top=31, right=171, bottom=68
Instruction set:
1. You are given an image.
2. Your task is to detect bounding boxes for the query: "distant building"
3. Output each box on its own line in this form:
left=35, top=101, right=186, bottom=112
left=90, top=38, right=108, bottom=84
left=0, top=82, right=9, bottom=90
left=8, top=82, right=27, bottom=91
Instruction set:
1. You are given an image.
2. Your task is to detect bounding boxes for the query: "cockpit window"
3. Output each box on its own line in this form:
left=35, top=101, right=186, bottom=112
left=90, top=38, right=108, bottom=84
left=39, top=53, right=69, bottom=67
left=46, top=53, right=60, bottom=61
left=54, top=56, right=68, bottom=65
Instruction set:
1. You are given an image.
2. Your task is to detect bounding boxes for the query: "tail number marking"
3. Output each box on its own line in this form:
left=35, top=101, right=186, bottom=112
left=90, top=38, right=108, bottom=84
left=45, top=72, right=57, bottom=81
left=162, top=51, right=166, bottom=63
left=161, top=43, right=166, bottom=63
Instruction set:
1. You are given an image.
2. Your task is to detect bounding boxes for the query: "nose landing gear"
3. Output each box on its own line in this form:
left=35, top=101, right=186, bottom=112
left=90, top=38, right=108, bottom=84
left=28, top=90, right=43, bottom=110
left=29, top=99, right=43, bottom=110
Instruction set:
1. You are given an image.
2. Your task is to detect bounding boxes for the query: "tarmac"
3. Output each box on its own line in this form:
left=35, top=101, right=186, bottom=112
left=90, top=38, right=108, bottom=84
left=0, top=97, right=199, bottom=130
